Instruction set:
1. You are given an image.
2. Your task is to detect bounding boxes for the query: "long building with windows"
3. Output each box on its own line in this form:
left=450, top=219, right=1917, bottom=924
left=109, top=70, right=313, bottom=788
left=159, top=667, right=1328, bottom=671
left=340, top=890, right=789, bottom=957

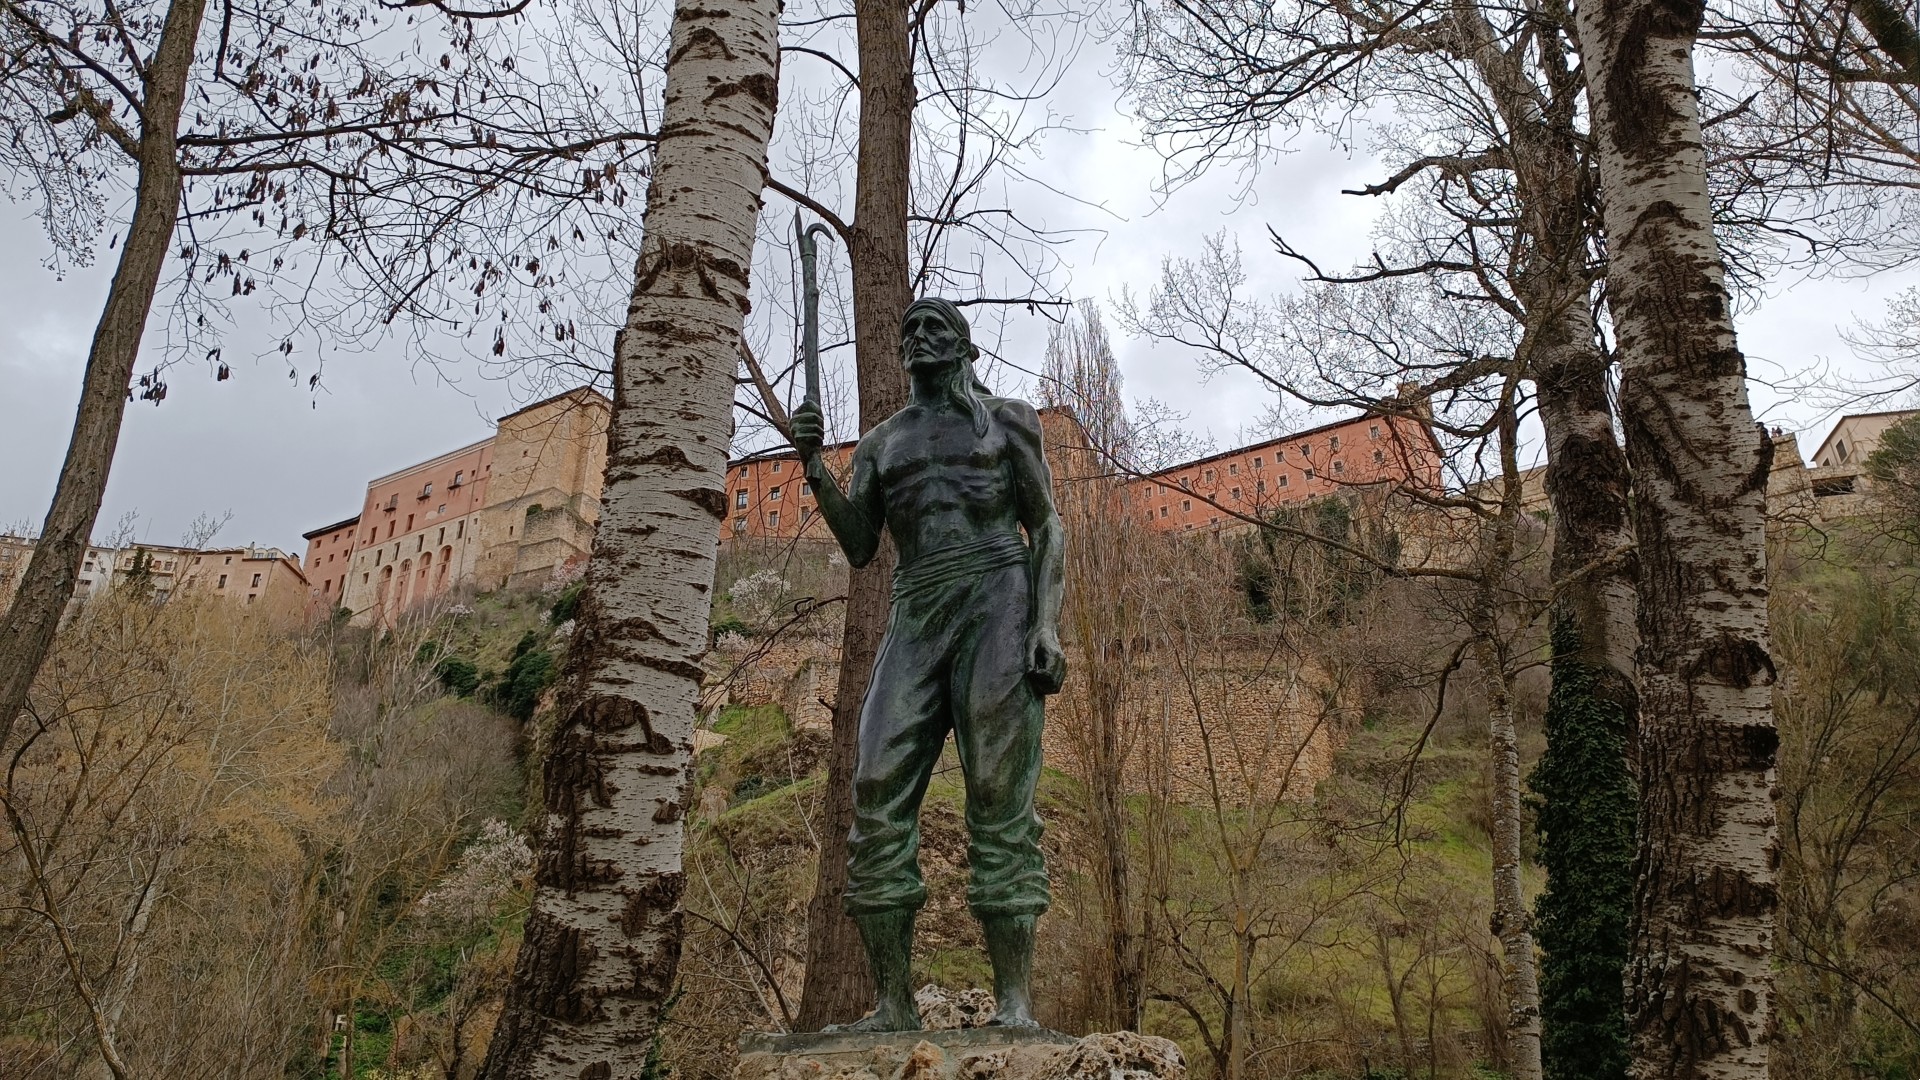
left=717, top=405, right=1445, bottom=543
left=302, top=387, right=610, bottom=624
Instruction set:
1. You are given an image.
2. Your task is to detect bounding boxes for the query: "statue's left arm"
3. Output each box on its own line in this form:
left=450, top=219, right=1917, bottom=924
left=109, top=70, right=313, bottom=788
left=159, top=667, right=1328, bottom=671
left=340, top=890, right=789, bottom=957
left=1004, top=400, right=1066, bottom=695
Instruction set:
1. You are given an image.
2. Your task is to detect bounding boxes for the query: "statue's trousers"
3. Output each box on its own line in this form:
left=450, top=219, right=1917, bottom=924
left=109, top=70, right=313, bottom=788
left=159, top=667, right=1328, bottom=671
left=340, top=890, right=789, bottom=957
left=843, top=531, right=1051, bottom=918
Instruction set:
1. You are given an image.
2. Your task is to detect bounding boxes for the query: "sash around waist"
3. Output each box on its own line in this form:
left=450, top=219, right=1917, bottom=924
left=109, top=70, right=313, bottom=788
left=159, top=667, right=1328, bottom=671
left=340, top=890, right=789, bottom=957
left=891, top=532, right=1029, bottom=601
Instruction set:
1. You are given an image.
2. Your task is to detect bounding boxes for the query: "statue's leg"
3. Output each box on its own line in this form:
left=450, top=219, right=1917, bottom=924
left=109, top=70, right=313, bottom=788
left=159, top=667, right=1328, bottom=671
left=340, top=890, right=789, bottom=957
left=950, top=564, right=1049, bottom=1028
left=836, top=618, right=953, bottom=1032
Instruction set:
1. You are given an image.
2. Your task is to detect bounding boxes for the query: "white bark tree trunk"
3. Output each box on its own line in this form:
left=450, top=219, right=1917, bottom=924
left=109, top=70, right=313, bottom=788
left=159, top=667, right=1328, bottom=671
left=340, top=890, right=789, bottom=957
left=1575, top=4, right=1780, bottom=1078
left=477, top=0, right=779, bottom=1073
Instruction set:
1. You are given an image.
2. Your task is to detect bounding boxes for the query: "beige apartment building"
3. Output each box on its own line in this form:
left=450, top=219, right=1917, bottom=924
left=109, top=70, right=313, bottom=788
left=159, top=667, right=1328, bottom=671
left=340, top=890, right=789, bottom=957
left=303, top=387, right=610, bottom=625
left=176, top=545, right=311, bottom=621
left=0, top=535, right=304, bottom=619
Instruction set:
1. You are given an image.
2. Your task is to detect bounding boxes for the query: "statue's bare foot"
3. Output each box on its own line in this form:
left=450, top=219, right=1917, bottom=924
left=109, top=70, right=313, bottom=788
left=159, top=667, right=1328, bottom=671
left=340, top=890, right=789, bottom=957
left=825, top=1004, right=922, bottom=1033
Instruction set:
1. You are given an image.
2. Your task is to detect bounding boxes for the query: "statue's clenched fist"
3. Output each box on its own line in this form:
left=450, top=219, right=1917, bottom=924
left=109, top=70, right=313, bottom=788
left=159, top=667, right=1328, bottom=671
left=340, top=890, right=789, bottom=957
left=791, top=400, right=825, bottom=462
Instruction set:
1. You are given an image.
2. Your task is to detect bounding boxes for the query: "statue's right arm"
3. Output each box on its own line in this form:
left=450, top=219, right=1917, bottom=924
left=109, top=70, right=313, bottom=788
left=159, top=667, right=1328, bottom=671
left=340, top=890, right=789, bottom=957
left=804, top=434, right=884, bottom=568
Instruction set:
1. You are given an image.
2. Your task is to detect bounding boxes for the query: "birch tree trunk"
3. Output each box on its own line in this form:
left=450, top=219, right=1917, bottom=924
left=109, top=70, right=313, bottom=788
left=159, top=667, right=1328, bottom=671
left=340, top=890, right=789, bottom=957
left=1575, top=3, right=1779, bottom=1076
left=477, top=0, right=779, bottom=1072
left=795, top=0, right=914, bottom=1029
left=1453, top=8, right=1641, bottom=1072
left=0, top=0, right=208, bottom=752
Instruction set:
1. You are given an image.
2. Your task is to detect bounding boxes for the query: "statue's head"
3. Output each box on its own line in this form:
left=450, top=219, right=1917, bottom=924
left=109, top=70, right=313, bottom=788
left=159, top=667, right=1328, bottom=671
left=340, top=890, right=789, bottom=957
left=900, top=298, right=978, bottom=372
left=900, top=297, right=992, bottom=436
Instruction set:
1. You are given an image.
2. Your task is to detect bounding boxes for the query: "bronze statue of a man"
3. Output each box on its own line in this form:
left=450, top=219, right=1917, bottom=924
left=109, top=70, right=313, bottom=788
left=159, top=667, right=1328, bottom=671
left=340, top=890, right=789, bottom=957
left=790, top=298, right=1066, bottom=1031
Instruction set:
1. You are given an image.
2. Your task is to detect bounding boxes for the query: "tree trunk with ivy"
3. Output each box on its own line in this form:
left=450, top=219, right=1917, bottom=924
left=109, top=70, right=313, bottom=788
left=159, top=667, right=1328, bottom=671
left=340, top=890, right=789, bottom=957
left=1452, top=5, right=1640, bottom=1070
left=1577, top=0, right=1779, bottom=1075
left=476, top=0, right=780, bottom=1072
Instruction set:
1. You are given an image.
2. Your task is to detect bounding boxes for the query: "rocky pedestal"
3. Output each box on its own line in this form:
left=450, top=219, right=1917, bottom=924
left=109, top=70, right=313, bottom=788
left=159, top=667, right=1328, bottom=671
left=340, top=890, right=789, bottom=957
left=736, top=988, right=1184, bottom=1080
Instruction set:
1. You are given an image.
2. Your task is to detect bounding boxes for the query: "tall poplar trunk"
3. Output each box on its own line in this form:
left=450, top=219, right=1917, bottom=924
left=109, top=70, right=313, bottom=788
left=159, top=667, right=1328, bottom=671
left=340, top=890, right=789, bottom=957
left=1475, top=398, right=1544, bottom=1080
left=0, top=0, right=208, bottom=752
left=794, top=0, right=914, bottom=1031
left=1454, top=8, right=1639, bottom=1072
left=476, top=0, right=780, bottom=1071
left=1575, top=2, right=1779, bottom=1076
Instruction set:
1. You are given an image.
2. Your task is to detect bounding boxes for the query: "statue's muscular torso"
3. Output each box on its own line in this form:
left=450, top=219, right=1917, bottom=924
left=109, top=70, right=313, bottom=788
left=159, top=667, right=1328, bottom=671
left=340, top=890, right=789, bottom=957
left=857, top=398, right=1035, bottom=567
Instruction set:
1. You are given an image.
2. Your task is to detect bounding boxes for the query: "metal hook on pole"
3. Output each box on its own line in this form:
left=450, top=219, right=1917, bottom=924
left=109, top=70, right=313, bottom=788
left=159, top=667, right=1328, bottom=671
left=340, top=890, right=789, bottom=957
left=795, top=212, right=836, bottom=414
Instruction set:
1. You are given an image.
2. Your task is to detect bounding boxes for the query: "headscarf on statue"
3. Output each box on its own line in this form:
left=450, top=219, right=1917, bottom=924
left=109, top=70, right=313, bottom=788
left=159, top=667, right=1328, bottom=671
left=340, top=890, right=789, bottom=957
left=902, top=297, right=997, bottom=437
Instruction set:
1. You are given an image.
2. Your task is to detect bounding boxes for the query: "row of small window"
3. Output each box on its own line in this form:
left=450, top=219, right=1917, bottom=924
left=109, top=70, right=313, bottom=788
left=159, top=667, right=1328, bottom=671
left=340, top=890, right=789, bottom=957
left=732, top=506, right=814, bottom=532
left=735, top=481, right=814, bottom=510
left=364, top=523, right=463, bottom=567
left=213, top=573, right=264, bottom=589
left=1178, top=450, right=1386, bottom=491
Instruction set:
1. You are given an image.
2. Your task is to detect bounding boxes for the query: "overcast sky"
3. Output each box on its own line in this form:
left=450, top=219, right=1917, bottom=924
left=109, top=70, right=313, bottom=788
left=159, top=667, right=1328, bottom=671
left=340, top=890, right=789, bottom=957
left=1, top=17, right=1914, bottom=553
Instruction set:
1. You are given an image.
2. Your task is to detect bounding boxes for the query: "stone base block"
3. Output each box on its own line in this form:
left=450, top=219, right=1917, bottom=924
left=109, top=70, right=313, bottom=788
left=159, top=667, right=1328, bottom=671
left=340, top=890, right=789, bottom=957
left=734, top=1029, right=1184, bottom=1080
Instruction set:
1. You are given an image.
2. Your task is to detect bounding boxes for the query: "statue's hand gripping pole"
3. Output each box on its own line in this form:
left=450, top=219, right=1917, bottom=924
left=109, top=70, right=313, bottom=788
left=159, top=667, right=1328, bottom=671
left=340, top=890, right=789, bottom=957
left=795, top=213, right=836, bottom=414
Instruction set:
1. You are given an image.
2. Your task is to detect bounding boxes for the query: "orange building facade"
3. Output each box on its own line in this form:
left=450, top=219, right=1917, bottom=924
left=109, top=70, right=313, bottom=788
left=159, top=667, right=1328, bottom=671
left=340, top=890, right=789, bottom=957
left=303, top=388, right=610, bottom=624
left=1123, top=411, right=1443, bottom=532
left=718, top=407, right=1443, bottom=542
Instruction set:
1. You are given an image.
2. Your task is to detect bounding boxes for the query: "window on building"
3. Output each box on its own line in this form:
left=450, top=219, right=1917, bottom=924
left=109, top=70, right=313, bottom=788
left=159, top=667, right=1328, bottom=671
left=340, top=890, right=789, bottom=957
left=1209, top=517, right=1218, bottom=525
left=1331, top=435, right=1341, bottom=451
left=387, top=522, right=395, bottom=538
left=1159, top=506, right=1169, bottom=518
left=323, top=579, right=332, bottom=594
left=406, top=514, right=415, bottom=531
left=453, top=470, right=465, bottom=486
left=422, top=482, right=433, bottom=498
left=1179, top=477, right=1191, bottom=490
left=217, top=574, right=227, bottom=588
left=1228, top=463, right=1238, bottom=475
left=438, top=528, right=446, bottom=545
left=1253, top=456, right=1263, bottom=469
left=1305, top=468, right=1315, bottom=479
left=1278, top=474, right=1289, bottom=487
left=1231, top=487, right=1241, bottom=500
left=362, top=573, right=369, bottom=584
left=508, top=526, right=514, bottom=537
left=1181, top=499, right=1191, bottom=512
left=769, top=486, right=782, bottom=501
left=247, top=594, right=256, bottom=605
left=733, top=517, right=747, bottom=533
left=1256, top=480, right=1266, bottom=494
left=801, top=507, right=812, bottom=522
left=1369, top=424, right=1381, bottom=440
left=438, top=504, right=446, bottom=514
left=772, top=460, right=782, bottom=473
left=194, top=556, right=202, bottom=565
left=456, top=521, right=464, bottom=539
left=736, top=490, right=749, bottom=509
left=1373, top=449, right=1385, bottom=464
left=251, top=573, right=263, bottom=587
left=1204, top=468, right=1215, bottom=482
left=417, top=536, right=424, bottom=551
left=224, top=556, right=233, bottom=565
left=1332, top=460, right=1345, bottom=474
left=1297, top=442, right=1310, bottom=456
left=375, top=549, right=382, bottom=566
left=768, top=510, right=780, bottom=528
